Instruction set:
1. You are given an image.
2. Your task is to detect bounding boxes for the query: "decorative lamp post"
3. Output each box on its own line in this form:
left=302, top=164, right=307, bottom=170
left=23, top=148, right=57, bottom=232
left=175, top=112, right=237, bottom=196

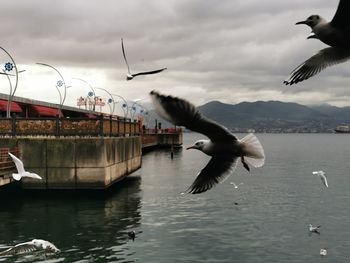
left=73, top=78, right=96, bottom=111
left=36, top=63, right=67, bottom=116
left=111, top=93, right=129, bottom=118
left=0, top=47, right=25, bottom=118
left=95, top=87, right=115, bottom=115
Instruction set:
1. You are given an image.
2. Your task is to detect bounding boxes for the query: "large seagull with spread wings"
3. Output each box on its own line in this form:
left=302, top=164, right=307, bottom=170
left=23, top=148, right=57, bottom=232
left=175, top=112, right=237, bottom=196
left=150, top=90, right=265, bottom=194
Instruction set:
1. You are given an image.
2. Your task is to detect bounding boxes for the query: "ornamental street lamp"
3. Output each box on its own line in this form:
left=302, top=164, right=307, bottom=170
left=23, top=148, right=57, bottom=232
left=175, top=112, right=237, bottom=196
left=0, top=47, right=25, bottom=118
left=95, top=87, right=115, bottom=115
left=73, top=78, right=96, bottom=111
left=111, top=93, right=129, bottom=118
left=36, top=63, right=67, bottom=116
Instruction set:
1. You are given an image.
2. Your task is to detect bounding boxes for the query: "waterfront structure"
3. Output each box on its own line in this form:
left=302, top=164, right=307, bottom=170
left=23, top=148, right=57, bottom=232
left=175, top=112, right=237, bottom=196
left=0, top=93, right=182, bottom=189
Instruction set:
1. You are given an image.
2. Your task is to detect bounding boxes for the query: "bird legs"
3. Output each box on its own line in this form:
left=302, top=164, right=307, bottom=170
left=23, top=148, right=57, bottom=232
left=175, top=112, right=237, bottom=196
left=241, top=156, right=250, bottom=172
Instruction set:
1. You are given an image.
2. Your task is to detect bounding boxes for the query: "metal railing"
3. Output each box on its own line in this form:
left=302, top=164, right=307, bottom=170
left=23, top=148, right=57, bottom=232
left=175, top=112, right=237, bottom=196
left=0, top=115, right=141, bottom=137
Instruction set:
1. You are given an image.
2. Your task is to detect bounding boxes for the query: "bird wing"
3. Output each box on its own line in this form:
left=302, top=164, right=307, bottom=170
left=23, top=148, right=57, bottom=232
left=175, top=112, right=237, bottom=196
left=121, top=38, right=131, bottom=75
left=187, top=157, right=238, bottom=194
left=284, top=47, right=350, bottom=85
left=8, top=152, right=25, bottom=174
left=28, top=173, right=42, bottom=180
left=132, top=68, right=167, bottom=77
left=0, top=242, right=36, bottom=256
left=150, top=90, right=236, bottom=142
left=320, top=174, right=329, bottom=187
left=331, top=0, right=350, bottom=29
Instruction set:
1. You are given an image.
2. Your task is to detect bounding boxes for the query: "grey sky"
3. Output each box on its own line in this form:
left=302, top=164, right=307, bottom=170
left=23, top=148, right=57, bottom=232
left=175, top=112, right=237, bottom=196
left=0, top=0, right=348, bottom=114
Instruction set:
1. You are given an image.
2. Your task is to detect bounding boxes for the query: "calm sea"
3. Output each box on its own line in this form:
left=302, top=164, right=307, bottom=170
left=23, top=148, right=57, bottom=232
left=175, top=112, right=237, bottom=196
left=1, top=133, right=350, bottom=263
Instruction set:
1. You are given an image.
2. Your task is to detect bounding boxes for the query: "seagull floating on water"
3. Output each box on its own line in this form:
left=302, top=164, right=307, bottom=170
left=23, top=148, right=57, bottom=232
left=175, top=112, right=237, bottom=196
left=284, top=0, right=350, bottom=85
left=121, top=38, right=167, bottom=81
left=150, top=90, right=265, bottom=194
left=309, top=223, right=321, bottom=234
left=0, top=239, right=60, bottom=256
left=320, top=248, right=327, bottom=256
left=312, top=170, right=328, bottom=188
left=230, top=182, right=243, bottom=189
left=8, top=152, right=42, bottom=181
left=128, top=231, right=136, bottom=241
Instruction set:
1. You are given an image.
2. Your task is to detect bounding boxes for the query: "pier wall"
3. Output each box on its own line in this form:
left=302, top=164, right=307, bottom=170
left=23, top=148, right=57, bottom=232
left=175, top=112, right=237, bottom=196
left=0, top=137, right=141, bottom=189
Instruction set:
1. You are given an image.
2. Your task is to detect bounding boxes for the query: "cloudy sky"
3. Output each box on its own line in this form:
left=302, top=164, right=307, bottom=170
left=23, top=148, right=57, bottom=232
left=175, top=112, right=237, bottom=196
left=0, top=0, right=349, bottom=115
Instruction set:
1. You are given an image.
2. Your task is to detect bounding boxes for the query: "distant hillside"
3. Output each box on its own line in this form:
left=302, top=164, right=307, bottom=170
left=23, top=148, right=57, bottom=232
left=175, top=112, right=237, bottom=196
left=149, top=100, right=350, bottom=133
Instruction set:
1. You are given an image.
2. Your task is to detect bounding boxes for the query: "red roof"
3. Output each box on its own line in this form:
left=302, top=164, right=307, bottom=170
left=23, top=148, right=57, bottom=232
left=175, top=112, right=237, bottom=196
left=31, top=105, right=63, bottom=117
left=0, top=100, right=22, bottom=113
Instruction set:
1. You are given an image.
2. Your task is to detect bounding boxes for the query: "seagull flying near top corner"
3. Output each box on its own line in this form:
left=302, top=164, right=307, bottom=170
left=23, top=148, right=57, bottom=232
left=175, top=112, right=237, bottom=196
left=312, top=170, right=328, bottom=188
left=284, top=0, right=350, bottom=85
left=0, top=239, right=60, bottom=256
left=150, top=90, right=265, bottom=194
left=8, top=152, right=42, bottom=181
left=121, top=38, right=167, bottom=81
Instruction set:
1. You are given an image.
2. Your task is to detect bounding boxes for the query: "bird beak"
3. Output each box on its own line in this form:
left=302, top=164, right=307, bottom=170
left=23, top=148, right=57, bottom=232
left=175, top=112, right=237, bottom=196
left=186, top=145, right=195, bottom=150
left=295, top=20, right=308, bottom=25
left=307, top=32, right=318, bottom=39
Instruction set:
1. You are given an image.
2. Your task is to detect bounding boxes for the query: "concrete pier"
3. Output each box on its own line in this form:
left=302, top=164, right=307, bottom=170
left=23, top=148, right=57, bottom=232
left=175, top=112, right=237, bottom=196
left=0, top=137, right=142, bottom=190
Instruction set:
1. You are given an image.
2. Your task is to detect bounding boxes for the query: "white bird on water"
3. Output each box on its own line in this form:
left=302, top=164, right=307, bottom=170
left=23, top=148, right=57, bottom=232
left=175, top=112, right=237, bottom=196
left=230, top=182, right=243, bottom=189
left=284, top=0, right=350, bottom=85
left=121, top=38, right=167, bottom=81
left=312, top=170, right=328, bottom=188
left=0, top=239, right=60, bottom=256
left=150, top=90, right=265, bottom=194
left=8, top=152, right=42, bottom=181
left=320, top=248, right=327, bottom=256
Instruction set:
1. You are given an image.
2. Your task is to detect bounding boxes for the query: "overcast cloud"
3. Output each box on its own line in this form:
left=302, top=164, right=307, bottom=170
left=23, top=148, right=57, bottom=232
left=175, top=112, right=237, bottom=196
left=0, top=0, right=348, bottom=114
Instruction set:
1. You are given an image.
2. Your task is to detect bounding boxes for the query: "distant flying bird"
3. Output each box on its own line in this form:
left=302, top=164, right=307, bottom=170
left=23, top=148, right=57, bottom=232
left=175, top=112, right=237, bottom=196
left=0, top=239, right=60, bottom=256
left=308, top=224, right=321, bottom=234
left=312, top=170, right=329, bottom=188
left=230, top=182, right=243, bottom=189
left=320, top=248, right=327, bottom=256
left=284, top=0, right=350, bottom=85
left=150, top=90, right=265, bottom=194
left=8, top=152, right=42, bottom=181
left=121, top=38, right=167, bottom=81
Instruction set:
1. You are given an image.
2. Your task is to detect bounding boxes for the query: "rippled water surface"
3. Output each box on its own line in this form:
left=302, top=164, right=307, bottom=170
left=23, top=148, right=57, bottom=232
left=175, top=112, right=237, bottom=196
left=1, top=133, right=350, bottom=262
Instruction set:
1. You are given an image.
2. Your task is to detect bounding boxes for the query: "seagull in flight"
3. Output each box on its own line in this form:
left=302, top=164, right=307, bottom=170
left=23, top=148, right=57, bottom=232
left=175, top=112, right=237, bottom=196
left=308, top=224, right=321, bottom=234
left=8, top=152, right=42, bottom=181
left=284, top=0, right=350, bottom=85
left=312, top=170, right=329, bottom=188
left=0, top=239, right=60, bottom=256
left=150, top=90, right=265, bottom=194
left=121, top=38, right=167, bottom=81
left=230, top=182, right=243, bottom=189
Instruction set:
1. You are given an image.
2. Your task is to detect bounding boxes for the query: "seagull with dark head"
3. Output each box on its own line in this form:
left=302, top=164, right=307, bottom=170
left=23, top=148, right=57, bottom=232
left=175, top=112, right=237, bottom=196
left=284, top=0, right=350, bottom=85
left=150, top=90, right=265, bottom=194
left=121, top=38, right=167, bottom=81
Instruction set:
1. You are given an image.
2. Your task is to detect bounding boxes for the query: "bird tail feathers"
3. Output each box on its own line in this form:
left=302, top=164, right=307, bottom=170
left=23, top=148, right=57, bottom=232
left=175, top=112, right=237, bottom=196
left=12, top=173, right=22, bottom=181
left=241, top=133, right=265, bottom=167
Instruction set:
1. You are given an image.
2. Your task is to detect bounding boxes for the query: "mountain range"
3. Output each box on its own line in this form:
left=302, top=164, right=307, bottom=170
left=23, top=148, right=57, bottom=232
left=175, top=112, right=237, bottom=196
left=148, top=100, right=350, bottom=133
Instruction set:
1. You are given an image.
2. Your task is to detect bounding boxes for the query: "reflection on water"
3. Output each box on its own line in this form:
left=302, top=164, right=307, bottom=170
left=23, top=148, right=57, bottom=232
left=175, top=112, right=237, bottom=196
left=0, top=177, right=142, bottom=262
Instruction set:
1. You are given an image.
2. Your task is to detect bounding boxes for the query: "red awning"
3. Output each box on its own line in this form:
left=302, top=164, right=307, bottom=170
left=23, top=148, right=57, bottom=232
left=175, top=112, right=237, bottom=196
left=0, top=100, right=22, bottom=113
left=31, top=105, right=63, bottom=117
left=85, top=113, right=97, bottom=119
